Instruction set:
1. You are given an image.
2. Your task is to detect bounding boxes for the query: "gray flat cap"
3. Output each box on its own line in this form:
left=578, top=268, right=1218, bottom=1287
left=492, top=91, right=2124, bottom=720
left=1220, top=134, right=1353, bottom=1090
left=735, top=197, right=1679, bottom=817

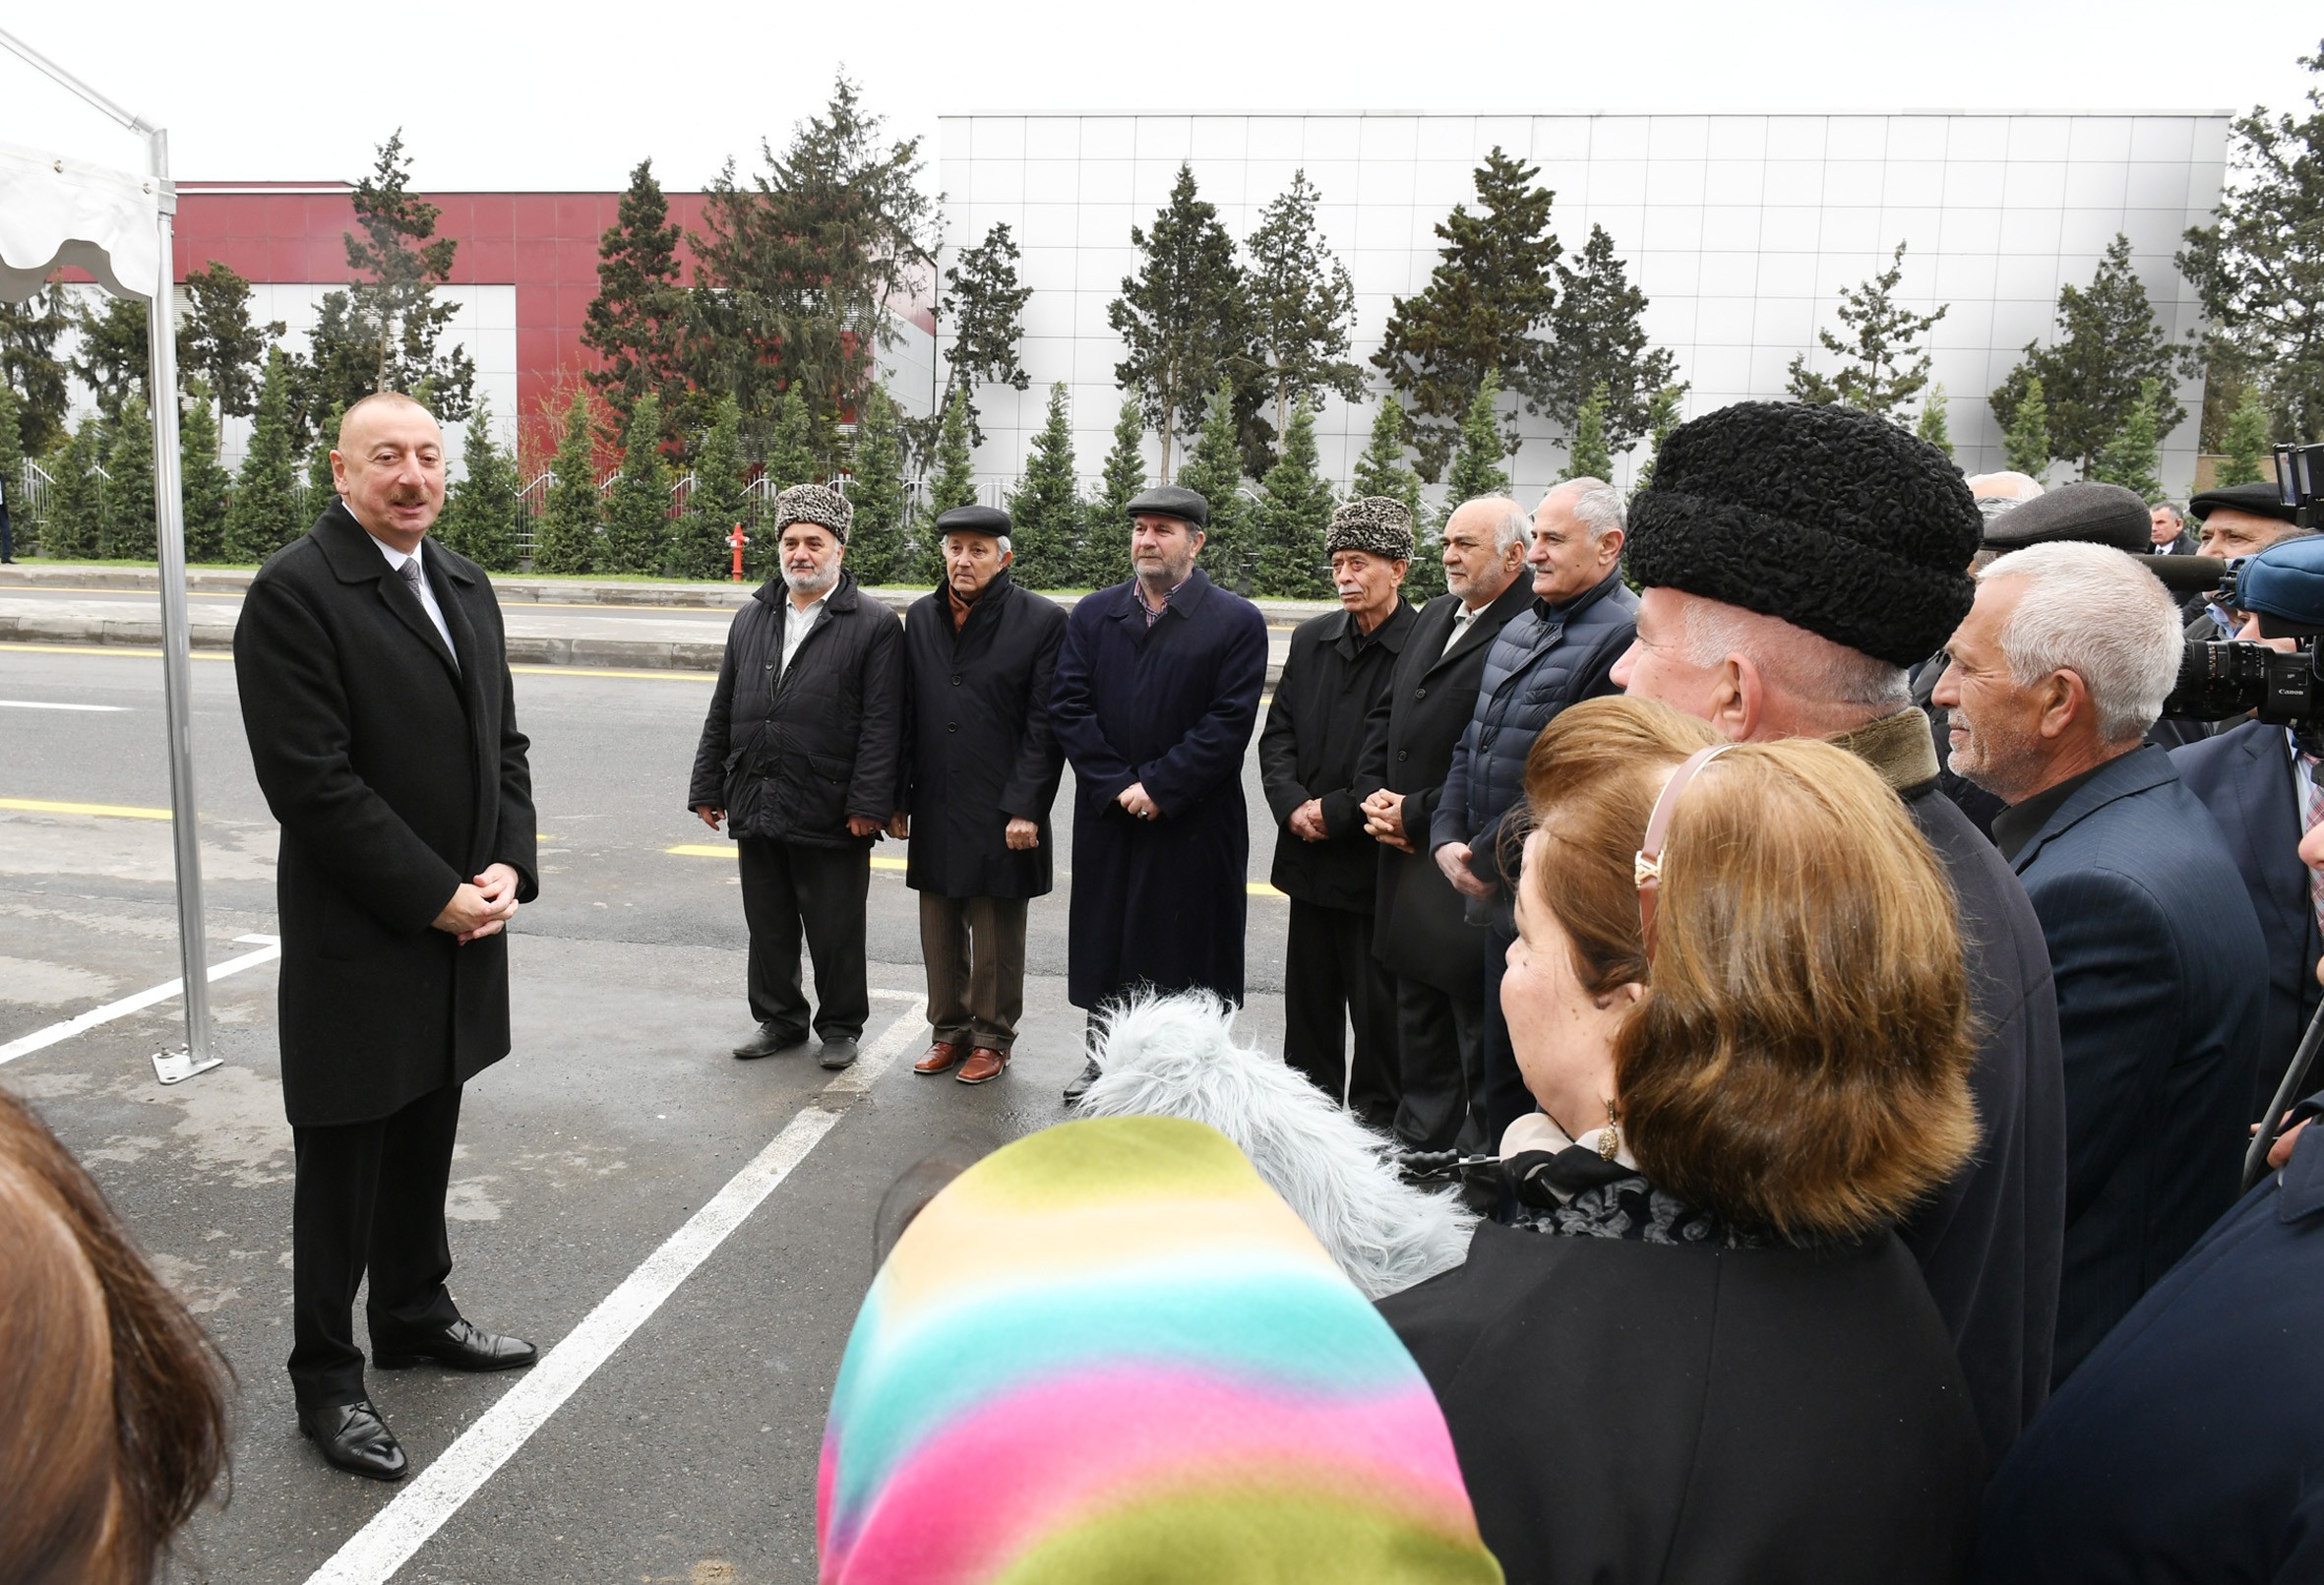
left=1981, top=481, right=2151, bottom=553
left=1125, top=484, right=1210, bottom=529
left=2190, top=479, right=2300, bottom=525
left=936, top=504, right=1012, bottom=538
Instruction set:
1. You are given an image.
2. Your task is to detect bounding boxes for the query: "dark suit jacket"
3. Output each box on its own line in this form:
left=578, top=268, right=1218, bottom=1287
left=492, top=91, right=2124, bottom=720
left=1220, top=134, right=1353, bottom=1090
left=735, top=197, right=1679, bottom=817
left=1353, top=578, right=1535, bottom=993
left=2008, top=745, right=2264, bottom=1381
left=234, top=501, right=538, bottom=1128
left=2171, top=719, right=2321, bottom=1123
left=1258, top=600, right=1416, bottom=912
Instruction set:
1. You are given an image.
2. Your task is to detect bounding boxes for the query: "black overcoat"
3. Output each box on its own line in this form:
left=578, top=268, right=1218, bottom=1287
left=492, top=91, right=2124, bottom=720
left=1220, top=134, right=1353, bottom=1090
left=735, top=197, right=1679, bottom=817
left=233, top=500, right=538, bottom=1128
left=686, top=572, right=903, bottom=847
left=1381, top=1222, right=1985, bottom=1585
left=1352, top=578, right=1535, bottom=992
left=898, top=572, right=1068, bottom=899
left=1049, top=570, right=1267, bottom=1009
left=1257, top=600, right=1415, bottom=912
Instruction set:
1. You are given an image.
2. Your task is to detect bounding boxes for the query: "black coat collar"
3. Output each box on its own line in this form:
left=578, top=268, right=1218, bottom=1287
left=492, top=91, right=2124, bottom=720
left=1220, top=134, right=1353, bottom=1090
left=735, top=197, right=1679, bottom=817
left=312, top=498, right=476, bottom=589
left=1109, top=566, right=1214, bottom=624
left=1327, top=596, right=1416, bottom=657
left=755, top=569, right=862, bottom=615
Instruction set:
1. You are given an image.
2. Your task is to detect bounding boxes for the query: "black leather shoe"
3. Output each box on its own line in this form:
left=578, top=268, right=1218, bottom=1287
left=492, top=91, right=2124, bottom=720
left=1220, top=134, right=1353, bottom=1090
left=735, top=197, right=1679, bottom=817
left=733, top=1023, right=808, bottom=1060
left=817, top=1038, right=860, bottom=1070
left=374, top=1316, right=538, bottom=1372
left=1063, top=1057, right=1102, bottom=1105
left=299, top=1399, right=408, bottom=1481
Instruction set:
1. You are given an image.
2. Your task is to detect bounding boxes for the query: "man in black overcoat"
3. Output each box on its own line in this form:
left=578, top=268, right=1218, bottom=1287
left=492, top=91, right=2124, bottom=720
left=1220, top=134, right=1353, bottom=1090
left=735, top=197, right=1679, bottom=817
left=1353, top=496, right=1533, bottom=1150
left=895, top=505, right=1067, bottom=1086
left=1050, top=485, right=1268, bottom=1102
left=233, top=393, right=540, bottom=1481
left=1259, top=498, right=1416, bottom=1125
left=690, top=485, right=903, bottom=1073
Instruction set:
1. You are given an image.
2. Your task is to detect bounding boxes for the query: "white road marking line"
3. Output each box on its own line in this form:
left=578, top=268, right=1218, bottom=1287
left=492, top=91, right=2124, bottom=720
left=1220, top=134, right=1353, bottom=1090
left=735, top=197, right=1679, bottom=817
left=303, top=1006, right=926, bottom=1585
left=0, top=935, right=282, bottom=1067
left=0, top=699, right=129, bottom=711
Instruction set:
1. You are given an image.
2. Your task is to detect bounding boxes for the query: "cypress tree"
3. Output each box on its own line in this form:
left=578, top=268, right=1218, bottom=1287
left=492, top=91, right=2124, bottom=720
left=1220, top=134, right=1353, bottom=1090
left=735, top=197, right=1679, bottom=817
left=225, top=351, right=303, bottom=562
left=306, top=401, right=343, bottom=520
left=1175, top=382, right=1248, bottom=586
left=1560, top=382, right=1614, bottom=482
left=532, top=392, right=601, bottom=575
left=1108, top=164, right=1256, bottom=482
left=845, top=387, right=909, bottom=585
left=2001, top=376, right=2051, bottom=480
left=2090, top=378, right=2165, bottom=500
left=179, top=395, right=231, bottom=563
left=45, top=419, right=105, bottom=559
left=582, top=158, right=693, bottom=439
left=759, top=385, right=820, bottom=579
left=1079, top=398, right=1146, bottom=588
left=1545, top=224, right=1682, bottom=455
left=101, top=395, right=156, bottom=561
left=0, top=381, right=23, bottom=548
left=1252, top=398, right=1332, bottom=598
left=1631, top=385, right=1686, bottom=496
left=1991, top=234, right=2182, bottom=472
left=2219, top=383, right=2273, bottom=487
left=939, top=222, right=1034, bottom=446
left=1915, top=382, right=1955, bottom=460
left=601, top=395, right=672, bottom=576
left=1442, top=374, right=1512, bottom=505
left=917, top=385, right=977, bottom=581
left=1008, top=384, right=1080, bottom=590
left=680, top=395, right=750, bottom=580
left=444, top=399, right=521, bottom=572
left=1353, top=394, right=1437, bottom=601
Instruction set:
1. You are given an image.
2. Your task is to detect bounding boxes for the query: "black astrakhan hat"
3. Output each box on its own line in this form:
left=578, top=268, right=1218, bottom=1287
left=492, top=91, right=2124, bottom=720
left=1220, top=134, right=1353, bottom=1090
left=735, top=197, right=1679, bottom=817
left=1624, top=400, right=1981, bottom=667
left=1980, top=481, right=2152, bottom=553
left=1125, top=484, right=1210, bottom=529
left=936, top=504, right=1012, bottom=538
left=2189, top=480, right=2300, bottom=525
left=1325, top=496, right=1416, bottom=560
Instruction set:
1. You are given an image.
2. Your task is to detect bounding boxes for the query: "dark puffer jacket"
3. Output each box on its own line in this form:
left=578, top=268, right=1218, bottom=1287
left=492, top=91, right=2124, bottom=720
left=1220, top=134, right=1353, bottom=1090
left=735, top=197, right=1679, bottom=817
left=687, top=572, right=903, bottom=846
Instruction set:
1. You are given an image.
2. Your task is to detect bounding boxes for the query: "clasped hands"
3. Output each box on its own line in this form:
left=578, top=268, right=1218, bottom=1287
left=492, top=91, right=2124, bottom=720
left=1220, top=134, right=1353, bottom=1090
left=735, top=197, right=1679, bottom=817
left=433, top=862, right=522, bottom=945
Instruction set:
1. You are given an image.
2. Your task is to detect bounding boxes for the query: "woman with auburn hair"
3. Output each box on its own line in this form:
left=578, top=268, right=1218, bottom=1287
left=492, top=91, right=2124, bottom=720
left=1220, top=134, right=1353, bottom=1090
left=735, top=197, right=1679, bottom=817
left=1378, top=695, right=1987, bottom=1585
left=0, top=1087, right=231, bottom=1585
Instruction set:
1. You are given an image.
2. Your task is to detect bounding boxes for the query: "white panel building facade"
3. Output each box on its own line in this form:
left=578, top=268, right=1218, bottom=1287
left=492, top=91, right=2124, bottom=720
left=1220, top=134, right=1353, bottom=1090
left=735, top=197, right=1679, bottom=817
left=933, top=111, right=2231, bottom=506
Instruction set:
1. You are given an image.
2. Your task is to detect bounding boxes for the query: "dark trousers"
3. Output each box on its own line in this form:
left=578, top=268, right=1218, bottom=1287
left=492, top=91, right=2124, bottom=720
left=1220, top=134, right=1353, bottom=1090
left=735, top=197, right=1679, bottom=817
left=1390, top=972, right=1486, bottom=1151
left=919, top=891, right=1028, bottom=1052
left=738, top=835, right=870, bottom=1042
left=289, top=1083, right=464, bottom=1410
left=1478, top=918, right=1534, bottom=1148
left=1283, top=898, right=1399, bottom=1126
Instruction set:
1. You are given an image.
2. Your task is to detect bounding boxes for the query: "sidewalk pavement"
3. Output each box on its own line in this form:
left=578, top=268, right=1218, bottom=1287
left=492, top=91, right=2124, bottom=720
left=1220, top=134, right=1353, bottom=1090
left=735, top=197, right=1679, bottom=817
left=0, top=563, right=1341, bottom=679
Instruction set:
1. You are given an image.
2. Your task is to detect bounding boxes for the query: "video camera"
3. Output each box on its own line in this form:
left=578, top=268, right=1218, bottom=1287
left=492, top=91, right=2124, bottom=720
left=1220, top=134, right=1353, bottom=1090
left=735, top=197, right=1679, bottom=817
left=2158, top=443, right=2324, bottom=734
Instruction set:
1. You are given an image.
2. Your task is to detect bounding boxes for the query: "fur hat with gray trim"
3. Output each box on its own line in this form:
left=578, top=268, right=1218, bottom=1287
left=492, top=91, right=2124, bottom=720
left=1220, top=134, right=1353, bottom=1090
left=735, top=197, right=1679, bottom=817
left=1325, top=496, right=1417, bottom=561
left=771, top=483, right=853, bottom=544
left=1624, top=400, right=1981, bottom=667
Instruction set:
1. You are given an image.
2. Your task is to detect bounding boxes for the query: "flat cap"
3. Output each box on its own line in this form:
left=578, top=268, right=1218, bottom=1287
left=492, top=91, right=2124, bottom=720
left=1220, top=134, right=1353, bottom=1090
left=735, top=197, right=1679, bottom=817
left=936, top=504, right=1012, bottom=538
left=1125, top=484, right=1209, bottom=529
left=772, top=483, right=853, bottom=544
left=1325, top=496, right=1416, bottom=561
left=2190, top=479, right=2299, bottom=524
left=1980, top=481, right=2152, bottom=553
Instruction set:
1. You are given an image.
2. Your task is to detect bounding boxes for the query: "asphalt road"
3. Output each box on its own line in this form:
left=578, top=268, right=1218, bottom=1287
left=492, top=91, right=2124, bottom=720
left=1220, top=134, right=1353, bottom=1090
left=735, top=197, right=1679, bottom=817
left=0, top=640, right=1300, bottom=1585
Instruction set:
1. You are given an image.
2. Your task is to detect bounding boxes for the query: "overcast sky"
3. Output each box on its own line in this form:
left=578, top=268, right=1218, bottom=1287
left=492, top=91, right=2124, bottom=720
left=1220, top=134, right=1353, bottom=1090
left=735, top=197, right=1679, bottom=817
left=3, top=1, right=2317, bottom=193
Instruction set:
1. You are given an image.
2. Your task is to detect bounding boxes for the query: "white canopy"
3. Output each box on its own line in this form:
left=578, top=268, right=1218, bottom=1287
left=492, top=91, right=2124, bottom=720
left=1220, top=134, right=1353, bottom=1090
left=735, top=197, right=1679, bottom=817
left=0, top=137, right=160, bottom=304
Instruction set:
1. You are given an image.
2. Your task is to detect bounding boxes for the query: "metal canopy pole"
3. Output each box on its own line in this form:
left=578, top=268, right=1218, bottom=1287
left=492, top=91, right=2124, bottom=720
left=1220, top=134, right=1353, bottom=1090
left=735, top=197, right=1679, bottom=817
left=0, top=26, right=214, bottom=1077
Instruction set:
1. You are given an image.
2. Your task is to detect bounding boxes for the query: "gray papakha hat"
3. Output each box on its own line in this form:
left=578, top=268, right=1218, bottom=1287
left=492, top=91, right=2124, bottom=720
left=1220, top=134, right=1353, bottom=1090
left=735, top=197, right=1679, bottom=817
left=1325, top=496, right=1417, bottom=561
left=772, top=483, right=853, bottom=544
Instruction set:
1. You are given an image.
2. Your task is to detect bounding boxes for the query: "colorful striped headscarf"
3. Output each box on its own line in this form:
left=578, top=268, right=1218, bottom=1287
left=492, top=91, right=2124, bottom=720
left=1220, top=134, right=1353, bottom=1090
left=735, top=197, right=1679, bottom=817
left=818, top=1116, right=1501, bottom=1585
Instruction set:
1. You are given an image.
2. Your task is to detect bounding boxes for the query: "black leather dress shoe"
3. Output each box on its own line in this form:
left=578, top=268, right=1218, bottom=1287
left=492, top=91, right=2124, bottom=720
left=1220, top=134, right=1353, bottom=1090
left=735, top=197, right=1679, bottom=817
left=817, top=1037, right=860, bottom=1070
left=300, top=1399, right=408, bottom=1481
left=1063, top=1057, right=1102, bottom=1104
left=374, top=1315, right=538, bottom=1372
left=733, top=1023, right=808, bottom=1060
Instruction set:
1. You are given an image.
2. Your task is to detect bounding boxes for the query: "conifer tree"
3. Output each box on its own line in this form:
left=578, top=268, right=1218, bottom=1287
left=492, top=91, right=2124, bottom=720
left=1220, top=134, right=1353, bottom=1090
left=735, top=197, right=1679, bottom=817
left=2001, top=376, right=2052, bottom=480
left=1443, top=374, right=1512, bottom=504
left=2219, top=383, right=2273, bottom=487
left=1631, top=385, right=1687, bottom=497
left=2090, top=378, right=2165, bottom=500
left=1253, top=398, right=1332, bottom=597
left=917, top=385, right=979, bottom=581
left=1374, top=149, right=1560, bottom=478
left=1079, top=398, right=1147, bottom=588
left=1545, top=224, right=1681, bottom=455
left=941, top=222, right=1033, bottom=445
left=178, top=395, right=231, bottom=563
left=1785, top=242, right=1947, bottom=423
left=679, top=396, right=750, bottom=579
left=1246, top=171, right=1364, bottom=444
left=179, top=262, right=280, bottom=418
left=532, top=392, right=601, bottom=575
left=845, top=386, right=909, bottom=585
left=582, top=158, right=693, bottom=439
left=1560, top=382, right=1614, bottom=481
left=101, top=395, right=156, bottom=561
left=43, top=419, right=105, bottom=559
left=753, top=385, right=823, bottom=579
left=1989, top=234, right=2181, bottom=472
left=70, top=297, right=153, bottom=422
left=226, top=351, right=303, bottom=562
left=2, top=285, right=72, bottom=455
left=1008, top=384, right=1080, bottom=589
left=443, top=399, right=522, bottom=572
left=600, top=395, right=672, bottom=576
left=1108, top=164, right=1255, bottom=482
left=306, top=401, right=342, bottom=516
left=323, top=132, right=476, bottom=419
left=1915, top=382, right=1955, bottom=460
left=1176, top=382, right=1249, bottom=586
left=0, top=381, right=24, bottom=547
left=1352, top=394, right=1437, bottom=599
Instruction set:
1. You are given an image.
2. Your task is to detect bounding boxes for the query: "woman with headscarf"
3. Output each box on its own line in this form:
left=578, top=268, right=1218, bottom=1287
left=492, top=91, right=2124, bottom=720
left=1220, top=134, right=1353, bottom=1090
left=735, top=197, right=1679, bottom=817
left=1379, top=695, right=1987, bottom=1585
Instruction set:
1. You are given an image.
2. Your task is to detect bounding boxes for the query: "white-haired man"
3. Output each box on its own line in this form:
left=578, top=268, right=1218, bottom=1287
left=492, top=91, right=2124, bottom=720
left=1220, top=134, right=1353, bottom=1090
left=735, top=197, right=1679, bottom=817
left=1934, top=540, right=2264, bottom=1387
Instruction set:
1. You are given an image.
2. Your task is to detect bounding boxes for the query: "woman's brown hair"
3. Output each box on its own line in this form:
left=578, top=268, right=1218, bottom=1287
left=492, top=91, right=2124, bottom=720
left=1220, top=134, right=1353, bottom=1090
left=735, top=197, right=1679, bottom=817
left=0, top=1087, right=231, bottom=1585
left=1521, top=697, right=1978, bottom=1240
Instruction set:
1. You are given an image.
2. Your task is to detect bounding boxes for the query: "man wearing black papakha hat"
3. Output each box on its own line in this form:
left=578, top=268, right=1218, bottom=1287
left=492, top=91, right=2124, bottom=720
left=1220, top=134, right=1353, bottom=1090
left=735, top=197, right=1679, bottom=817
left=894, top=505, right=1068, bottom=1087
left=1614, top=399, right=2066, bottom=1473
left=1050, top=483, right=1269, bottom=1103
left=1258, top=497, right=1418, bottom=1124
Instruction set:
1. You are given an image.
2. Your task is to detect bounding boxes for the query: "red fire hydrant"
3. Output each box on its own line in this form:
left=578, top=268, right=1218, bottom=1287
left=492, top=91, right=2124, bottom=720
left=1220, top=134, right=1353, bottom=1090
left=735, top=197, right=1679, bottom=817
left=728, top=523, right=748, bottom=582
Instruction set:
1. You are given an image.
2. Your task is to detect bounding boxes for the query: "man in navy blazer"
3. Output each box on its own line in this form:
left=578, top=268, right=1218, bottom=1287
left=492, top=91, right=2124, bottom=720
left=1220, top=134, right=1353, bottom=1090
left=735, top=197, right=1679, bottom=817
left=1934, top=540, right=2265, bottom=1385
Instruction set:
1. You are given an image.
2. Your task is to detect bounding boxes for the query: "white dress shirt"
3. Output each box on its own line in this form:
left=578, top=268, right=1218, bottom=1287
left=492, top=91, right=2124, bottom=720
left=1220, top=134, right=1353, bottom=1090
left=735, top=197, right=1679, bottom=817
left=369, top=532, right=456, bottom=659
left=1437, top=600, right=1481, bottom=662
left=780, top=590, right=830, bottom=679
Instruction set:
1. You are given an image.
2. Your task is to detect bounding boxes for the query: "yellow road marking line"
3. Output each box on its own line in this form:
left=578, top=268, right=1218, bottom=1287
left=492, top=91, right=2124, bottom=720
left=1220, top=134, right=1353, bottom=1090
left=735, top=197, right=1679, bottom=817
left=511, top=665, right=714, bottom=681
left=1, top=642, right=716, bottom=682
left=0, top=642, right=230, bottom=661
left=1248, top=882, right=1286, bottom=898
left=0, top=796, right=173, bottom=820
left=0, top=584, right=245, bottom=597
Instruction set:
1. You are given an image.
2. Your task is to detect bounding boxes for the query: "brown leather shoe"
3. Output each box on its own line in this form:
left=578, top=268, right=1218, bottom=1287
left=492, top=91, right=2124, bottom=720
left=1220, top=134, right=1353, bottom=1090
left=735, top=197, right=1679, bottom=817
left=914, top=1040, right=964, bottom=1075
left=956, top=1047, right=1008, bottom=1084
